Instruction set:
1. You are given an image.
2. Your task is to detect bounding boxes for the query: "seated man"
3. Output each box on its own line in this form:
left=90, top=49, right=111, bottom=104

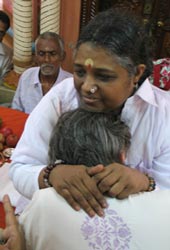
left=0, top=11, right=13, bottom=83
left=11, top=31, right=72, bottom=114
left=16, top=109, right=170, bottom=250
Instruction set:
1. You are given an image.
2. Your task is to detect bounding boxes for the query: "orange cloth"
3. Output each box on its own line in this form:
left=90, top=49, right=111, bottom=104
left=0, top=107, right=28, bottom=228
left=0, top=107, right=28, bottom=137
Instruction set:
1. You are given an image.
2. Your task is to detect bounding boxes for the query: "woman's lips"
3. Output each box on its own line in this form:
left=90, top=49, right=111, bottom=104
left=82, top=96, right=99, bottom=104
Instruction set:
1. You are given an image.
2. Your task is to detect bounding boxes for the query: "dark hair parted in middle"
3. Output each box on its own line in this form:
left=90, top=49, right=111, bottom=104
left=49, top=108, right=131, bottom=166
left=76, top=8, right=153, bottom=86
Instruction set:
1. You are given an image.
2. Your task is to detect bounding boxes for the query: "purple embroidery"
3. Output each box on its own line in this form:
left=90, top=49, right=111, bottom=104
left=81, top=209, right=132, bottom=250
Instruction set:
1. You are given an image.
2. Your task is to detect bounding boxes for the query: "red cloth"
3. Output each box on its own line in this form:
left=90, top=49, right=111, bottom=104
left=0, top=107, right=28, bottom=228
left=0, top=107, right=28, bottom=137
left=0, top=203, right=5, bottom=228
left=152, top=58, right=170, bottom=90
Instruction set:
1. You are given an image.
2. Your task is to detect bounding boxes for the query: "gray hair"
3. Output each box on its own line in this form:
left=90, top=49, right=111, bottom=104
left=48, top=108, right=131, bottom=166
left=35, top=31, right=65, bottom=58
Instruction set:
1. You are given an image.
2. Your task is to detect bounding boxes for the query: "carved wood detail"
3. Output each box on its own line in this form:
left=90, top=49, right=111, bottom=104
left=80, top=0, right=99, bottom=32
left=80, top=0, right=170, bottom=59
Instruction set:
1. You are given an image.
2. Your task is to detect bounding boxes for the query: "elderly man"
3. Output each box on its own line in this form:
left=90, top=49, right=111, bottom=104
left=12, top=32, right=72, bottom=114
left=0, top=11, right=13, bottom=83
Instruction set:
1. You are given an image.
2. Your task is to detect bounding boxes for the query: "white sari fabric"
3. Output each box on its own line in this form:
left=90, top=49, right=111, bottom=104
left=19, top=188, right=170, bottom=250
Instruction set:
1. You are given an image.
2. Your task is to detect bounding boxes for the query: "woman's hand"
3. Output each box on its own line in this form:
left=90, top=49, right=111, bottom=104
left=1, top=195, right=25, bottom=250
left=87, top=163, right=149, bottom=199
left=49, top=164, right=108, bottom=217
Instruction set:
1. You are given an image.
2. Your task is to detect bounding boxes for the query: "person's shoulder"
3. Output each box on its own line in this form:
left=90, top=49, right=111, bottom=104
left=62, top=69, right=73, bottom=78
left=46, top=77, right=77, bottom=106
left=1, top=42, right=12, bottom=56
left=148, top=84, right=170, bottom=124
left=20, top=66, right=40, bottom=78
left=59, top=67, right=73, bottom=80
left=136, top=79, right=170, bottom=108
left=50, top=77, right=75, bottom=97
left=22, top=66, right=39, bottom=74
left=152, top=84, right=170, bottom=107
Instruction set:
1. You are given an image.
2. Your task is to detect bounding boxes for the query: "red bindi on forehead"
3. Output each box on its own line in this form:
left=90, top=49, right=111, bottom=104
left=84, top=58, right=94, bottom=70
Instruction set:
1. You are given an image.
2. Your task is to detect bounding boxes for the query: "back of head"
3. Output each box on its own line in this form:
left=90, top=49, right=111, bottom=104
left=0, top=10, right=10, bottom=30
left=76, top=7, right=153, bottom=85
left=49, top=108, right=131, bottom=166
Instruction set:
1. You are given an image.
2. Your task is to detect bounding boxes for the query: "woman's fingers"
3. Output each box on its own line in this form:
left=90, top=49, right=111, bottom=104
left=58, top=176, right=108, bottom=217
left=89, top=163, right=149, bottom=198
left=60, top=187, right=103, bottom=217
left=87, top=164, right=105, bottom=176
left=51, top=165, right=107, bottom=217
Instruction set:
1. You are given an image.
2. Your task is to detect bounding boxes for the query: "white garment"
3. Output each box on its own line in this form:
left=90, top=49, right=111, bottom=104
left=0, top=163, right=21, bottom=206
left=19, top=188, right=170, bottom=250
left=10, top=78, right=170, bottom=199
left=11, top=66, right=72, bottom=114
left=0, top=42, right=13, bottom=82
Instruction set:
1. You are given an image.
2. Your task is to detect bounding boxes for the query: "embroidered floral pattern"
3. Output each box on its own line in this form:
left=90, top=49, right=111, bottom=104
left=149, top=58, right=170, bottom=90
left=81, top=208, right=132, bottom=250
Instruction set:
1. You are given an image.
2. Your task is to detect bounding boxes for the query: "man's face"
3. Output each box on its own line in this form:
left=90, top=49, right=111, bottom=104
left=35, top=38, right=63, bottom=77
left=0, top=21, right=7, bottom=42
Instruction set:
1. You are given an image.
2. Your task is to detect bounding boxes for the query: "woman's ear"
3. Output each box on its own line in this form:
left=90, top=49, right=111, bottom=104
left=119, top=151, right=126, bottom=164
left=134, top=64, right=146, bottom=83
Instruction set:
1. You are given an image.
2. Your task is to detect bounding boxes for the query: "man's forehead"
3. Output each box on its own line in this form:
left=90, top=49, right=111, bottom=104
left=36, top=39, right=59, bottom=50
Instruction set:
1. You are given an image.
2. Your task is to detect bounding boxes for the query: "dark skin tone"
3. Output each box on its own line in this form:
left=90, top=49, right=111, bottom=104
left=35, top=38, right=65, bottom=95
left=39, top=43, right=149, bottom=217
left=0, top=20, right=7, bottom=43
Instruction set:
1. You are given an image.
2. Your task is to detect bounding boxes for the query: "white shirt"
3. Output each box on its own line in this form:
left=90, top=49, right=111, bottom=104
left=11, top=66, right=73, bottom=114
left=10, top=77, right=170, bottom=199
left=0, top=42, right=13, bottom=82
left=20, top=188, right=170, bottom=250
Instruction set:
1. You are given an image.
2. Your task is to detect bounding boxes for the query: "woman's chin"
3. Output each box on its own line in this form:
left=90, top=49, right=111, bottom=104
left=80, top=102, right=104, bottom=112
left=80, top=101, right=123, bottom=115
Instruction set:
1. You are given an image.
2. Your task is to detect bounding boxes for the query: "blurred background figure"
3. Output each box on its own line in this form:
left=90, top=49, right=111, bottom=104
left=11, top=31, right=72, bottom=114
left=0, top=10, right=13, bottom=84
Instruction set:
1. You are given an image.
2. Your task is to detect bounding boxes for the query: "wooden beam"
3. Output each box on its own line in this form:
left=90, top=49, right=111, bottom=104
left=60, top=0, right=81, bottom=73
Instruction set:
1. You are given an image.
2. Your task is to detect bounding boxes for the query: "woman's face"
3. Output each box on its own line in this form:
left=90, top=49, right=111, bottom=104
left=73, top=43, right=144, bottom=112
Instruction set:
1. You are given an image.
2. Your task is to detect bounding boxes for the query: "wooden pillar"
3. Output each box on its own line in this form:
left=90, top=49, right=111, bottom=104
left=60, top=0, right=81, bottom=73
left=13, top=0, right=33, bottom=74
left=40, top=0, right=60, bottom=34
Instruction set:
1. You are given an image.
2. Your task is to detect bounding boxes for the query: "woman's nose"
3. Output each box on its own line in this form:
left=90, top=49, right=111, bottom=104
left=81, top=75, right=96, bottom=93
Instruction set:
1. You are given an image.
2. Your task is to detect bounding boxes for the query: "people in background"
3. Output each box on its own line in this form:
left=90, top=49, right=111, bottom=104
left=10, top=8, right=170, bottom=218
left=11, top=31, right=72, bottom=114
left=0, top=10, right=13, bottom=83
